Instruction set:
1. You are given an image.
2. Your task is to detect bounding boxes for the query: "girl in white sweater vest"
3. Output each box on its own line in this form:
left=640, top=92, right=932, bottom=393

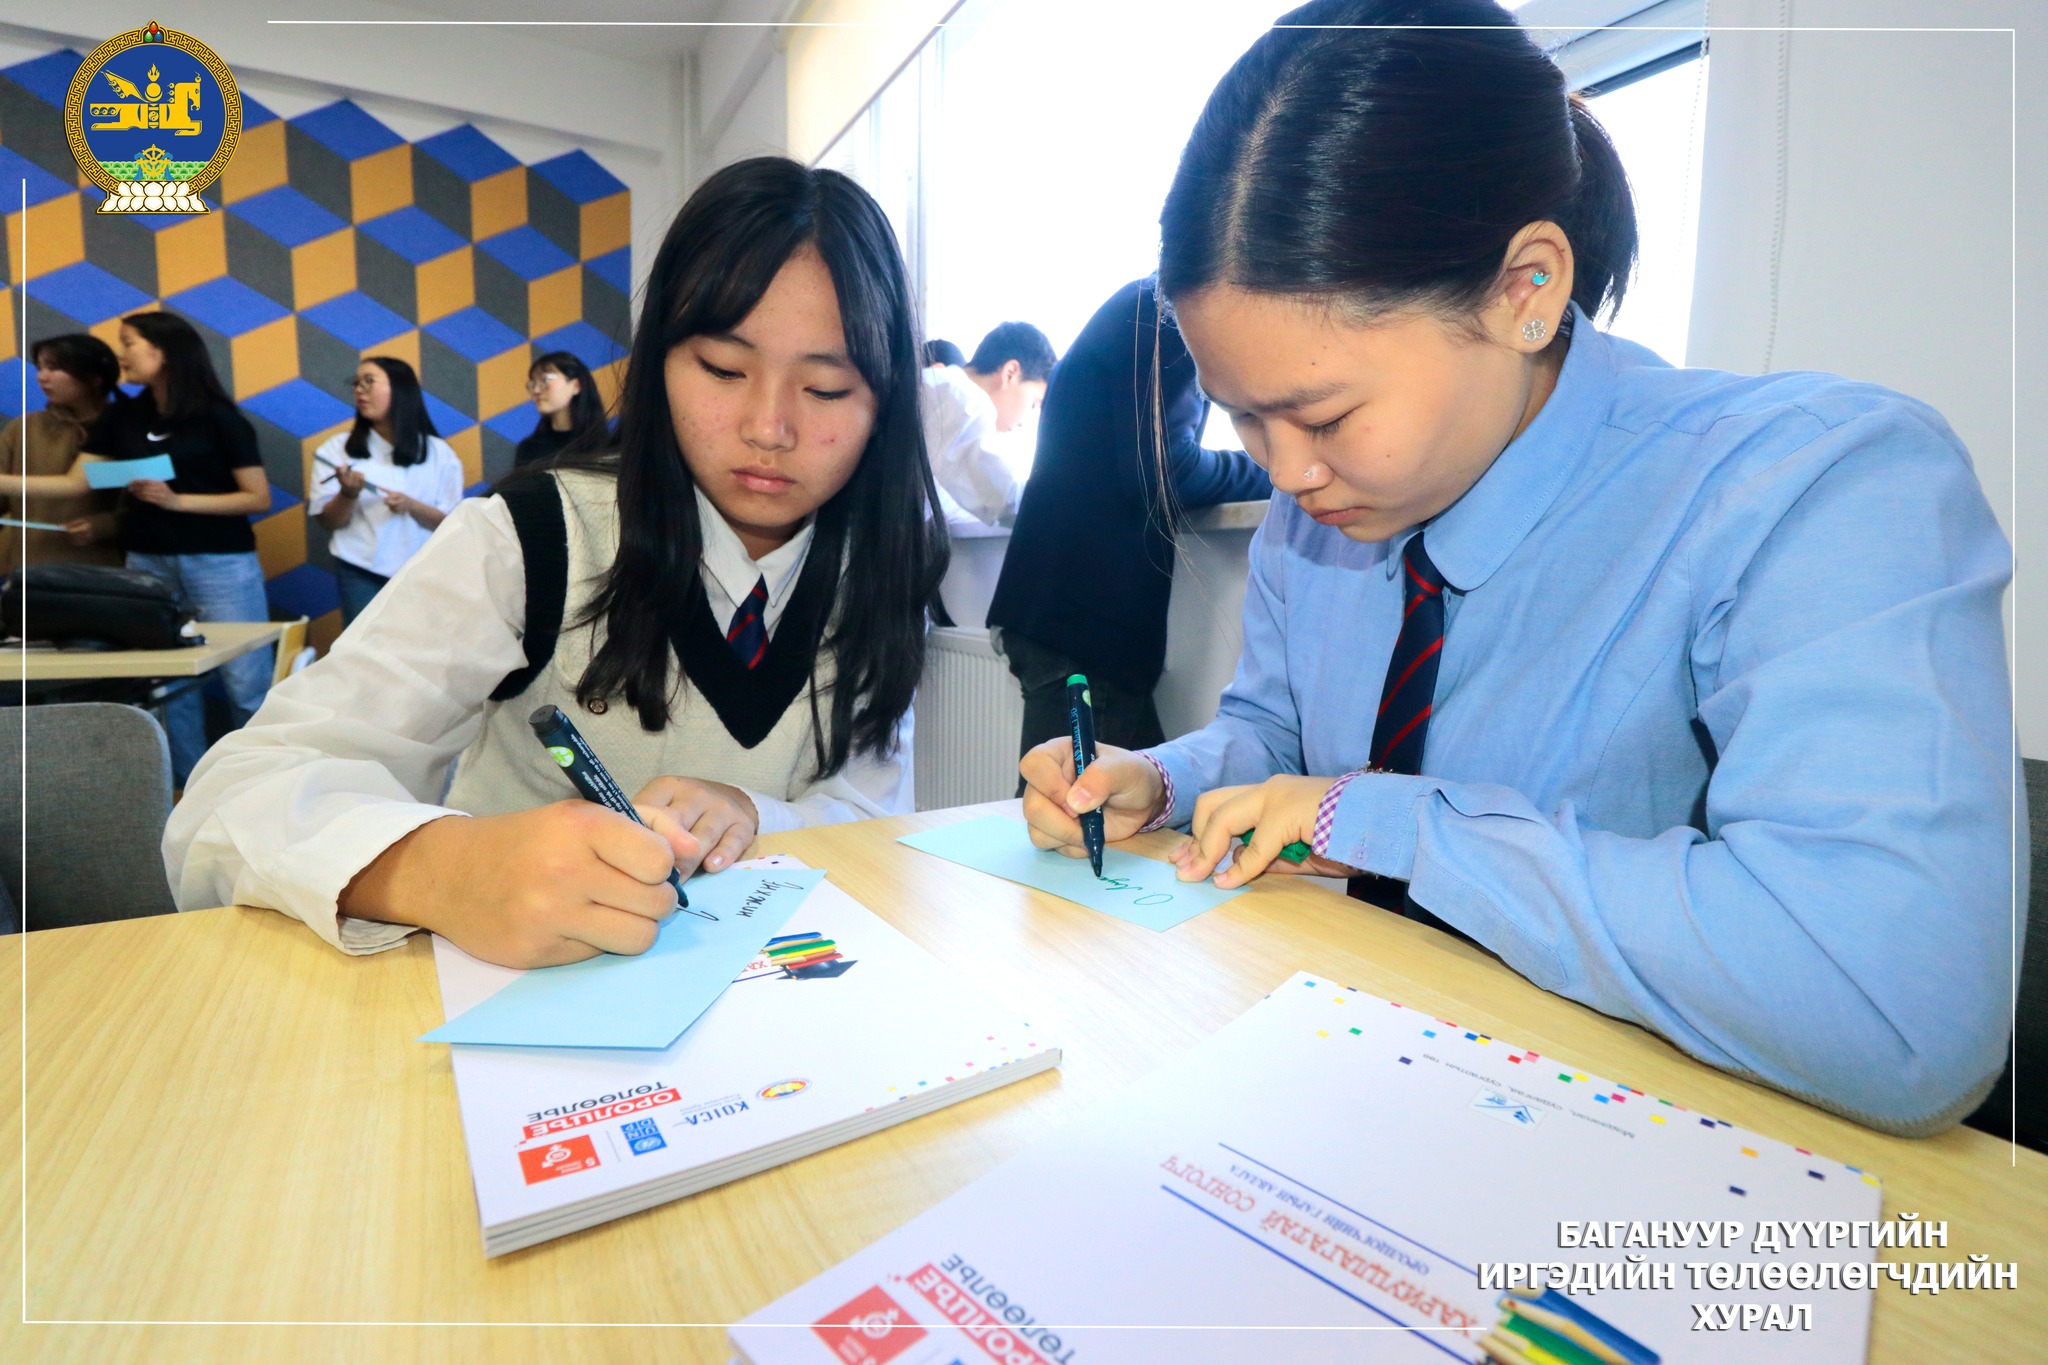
left=165, top=157, right=950, bottom=968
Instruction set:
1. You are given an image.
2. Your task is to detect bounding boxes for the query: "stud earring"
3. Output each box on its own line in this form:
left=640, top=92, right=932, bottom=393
left=1521, top=317, right=1548, bottom=343
left=1531, top=270, right=1551, bottom=287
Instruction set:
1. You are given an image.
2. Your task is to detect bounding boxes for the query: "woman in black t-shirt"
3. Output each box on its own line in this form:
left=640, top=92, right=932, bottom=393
left=9, top=310, right=276, bottom=781
left=512, top=350, right=611, bottom=467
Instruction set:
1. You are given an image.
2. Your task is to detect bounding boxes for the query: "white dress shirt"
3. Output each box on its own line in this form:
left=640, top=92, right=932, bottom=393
left=164, top=486, right=914, bottom=953
left=919, top=365, right=1020, bottom=527
left=306, top=430, right=465, bottom=577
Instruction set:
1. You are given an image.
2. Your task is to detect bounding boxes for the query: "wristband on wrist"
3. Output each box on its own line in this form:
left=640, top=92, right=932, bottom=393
left=1134, top=752, right=1177, bottom=834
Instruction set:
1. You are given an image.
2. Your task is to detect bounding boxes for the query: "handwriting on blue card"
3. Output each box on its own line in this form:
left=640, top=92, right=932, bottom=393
left=419, top=867, right=826, bottom=1049
left=84, top=454, right=176, bottom=489
left=897, top=814, right=1239, bottom=931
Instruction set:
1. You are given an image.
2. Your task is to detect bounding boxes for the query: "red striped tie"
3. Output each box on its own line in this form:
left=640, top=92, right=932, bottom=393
left=1350, top=535, right=1448, bottom=916
left=726, top=575, right=769, bottom=669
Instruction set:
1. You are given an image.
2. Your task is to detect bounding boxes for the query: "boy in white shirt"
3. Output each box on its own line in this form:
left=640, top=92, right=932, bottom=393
left=919, top=320, right=1056, bottom=527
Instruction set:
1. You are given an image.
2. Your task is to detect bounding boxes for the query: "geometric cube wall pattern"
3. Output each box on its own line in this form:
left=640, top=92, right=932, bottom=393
left=1, top=47, right=632, bottom=651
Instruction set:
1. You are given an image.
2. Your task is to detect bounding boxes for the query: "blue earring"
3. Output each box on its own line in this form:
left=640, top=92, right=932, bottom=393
left=1531, top=270, right=1551, bottom=286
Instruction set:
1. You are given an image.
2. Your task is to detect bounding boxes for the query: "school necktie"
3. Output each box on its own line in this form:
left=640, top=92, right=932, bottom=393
left=1350, top=534, right=1449, bottom=919
left=726, top=575, right=769, bottom=669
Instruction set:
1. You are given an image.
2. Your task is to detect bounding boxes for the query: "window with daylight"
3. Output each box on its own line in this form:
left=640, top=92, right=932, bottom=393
left=820, top=0, right=1709, bottom=472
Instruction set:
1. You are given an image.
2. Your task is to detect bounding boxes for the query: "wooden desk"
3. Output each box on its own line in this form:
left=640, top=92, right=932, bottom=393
left=9, top=620, right=283, bottom=682
left=3, top=805, right=2041, bottom=1363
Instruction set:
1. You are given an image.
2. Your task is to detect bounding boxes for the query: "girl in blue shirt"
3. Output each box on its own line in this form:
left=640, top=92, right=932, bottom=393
left=1022, top=0, right=2016, bottom=1134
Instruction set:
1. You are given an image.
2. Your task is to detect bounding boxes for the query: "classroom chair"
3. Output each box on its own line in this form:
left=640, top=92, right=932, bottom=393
left=1963, top=757, right=2046, bottom=1153
left=272, top=615, right=315, bottom=686
left=0, top=702, right=177, bottom=931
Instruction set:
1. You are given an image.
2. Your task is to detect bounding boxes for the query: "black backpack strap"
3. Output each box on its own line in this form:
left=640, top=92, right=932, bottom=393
left=489, top=474, right=569, bottom=702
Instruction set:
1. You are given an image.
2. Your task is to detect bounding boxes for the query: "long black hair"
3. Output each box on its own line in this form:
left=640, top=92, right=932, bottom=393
left=525, top=350, right=611, bottom=453
left=1159, top=0, right=1638, bottom=324
left=120, top=311, right=235, bottom=421
left=566, top=156, right=948, bottom=776
left=345, top=355, right=439, bottom=466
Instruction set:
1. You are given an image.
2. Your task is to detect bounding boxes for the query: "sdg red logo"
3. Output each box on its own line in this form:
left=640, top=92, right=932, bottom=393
left=811, top=1285, right=927, bottom=1365
left=518, top=1134, right=600, bottom=1184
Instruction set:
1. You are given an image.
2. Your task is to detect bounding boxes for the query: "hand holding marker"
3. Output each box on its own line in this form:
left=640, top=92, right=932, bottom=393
left=1067, top=675, right=1107, bottom=877
left=314, top=453, right=390, bottom=495
left=527, top=704, right=711, bottom=920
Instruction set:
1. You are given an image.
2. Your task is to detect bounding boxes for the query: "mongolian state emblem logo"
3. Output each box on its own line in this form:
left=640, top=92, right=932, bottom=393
left=63, top=20, right=240, bottom=215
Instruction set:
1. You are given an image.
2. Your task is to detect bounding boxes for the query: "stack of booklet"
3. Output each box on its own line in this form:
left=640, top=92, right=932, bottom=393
left=731, top=973, right=1884, bottom=1365
left=431, top=857, right=1061, bottom=1256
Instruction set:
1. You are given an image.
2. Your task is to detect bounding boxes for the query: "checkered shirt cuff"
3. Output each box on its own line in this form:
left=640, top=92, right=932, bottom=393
left=1311, top=770, right=1368, bottom=857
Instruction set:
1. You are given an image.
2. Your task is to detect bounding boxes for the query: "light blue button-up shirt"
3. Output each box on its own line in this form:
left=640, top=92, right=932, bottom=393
left=1146, top=309, right=2017, bottom=1134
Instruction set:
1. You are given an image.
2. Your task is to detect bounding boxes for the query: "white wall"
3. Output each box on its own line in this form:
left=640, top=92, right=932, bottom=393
left=1, top=1, right=692, bottom=301
left=1687, top=0, right=2041, bottom=756
left=688, top=0, right=792, bottom=188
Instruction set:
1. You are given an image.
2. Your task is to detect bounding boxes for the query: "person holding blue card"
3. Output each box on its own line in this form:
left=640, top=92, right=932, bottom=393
left=3, top=311, right=276, bottom=781
left=167, top=159, right=948, bottom=972
left=1022, top=0, right=2014, bottom=1135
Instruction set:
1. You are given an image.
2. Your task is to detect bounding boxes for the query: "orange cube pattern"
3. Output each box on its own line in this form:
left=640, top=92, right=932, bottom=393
left=2, top=49, right=632, bottom=644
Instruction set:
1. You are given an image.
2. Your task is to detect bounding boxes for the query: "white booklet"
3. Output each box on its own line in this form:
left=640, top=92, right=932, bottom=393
left=731, top=972, right=1883, bottom=1365
left=433, top=857, right=1062, bottom=1256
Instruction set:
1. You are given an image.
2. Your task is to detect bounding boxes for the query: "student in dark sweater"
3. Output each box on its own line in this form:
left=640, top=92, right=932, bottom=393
left=513, top=350, right=611, bottom=466
left=988, top=277, right=1269, bottom=757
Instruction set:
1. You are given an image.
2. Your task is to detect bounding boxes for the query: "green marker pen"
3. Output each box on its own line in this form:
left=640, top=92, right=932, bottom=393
left=1240, top=830, right=1312, bottom=864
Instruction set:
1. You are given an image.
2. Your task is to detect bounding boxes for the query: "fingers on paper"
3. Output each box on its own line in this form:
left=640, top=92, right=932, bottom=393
left=1183, top=784, right=1256, bottom=882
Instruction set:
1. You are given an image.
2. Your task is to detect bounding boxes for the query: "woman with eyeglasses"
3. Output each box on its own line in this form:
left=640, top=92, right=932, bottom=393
left=309, top=357, right=465, bottom=627
left=514, top=350, right=612, bottom=468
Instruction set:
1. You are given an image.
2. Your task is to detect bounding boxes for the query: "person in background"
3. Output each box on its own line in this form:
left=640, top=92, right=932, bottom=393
left=1022, top=0, right=2014, bottom=1135
left=2, top=311, right=274, bottom=781
left=920, top=320, right=1057, bottom=527
left=309, top=357, right=465, bottom=627
left=923, top=338, right=965, bottom=370
left=0, top=334, right=123, bottom=571
left=513, top=351, right=610, bottom=467
left=990, top=277, right=1270, bottom=757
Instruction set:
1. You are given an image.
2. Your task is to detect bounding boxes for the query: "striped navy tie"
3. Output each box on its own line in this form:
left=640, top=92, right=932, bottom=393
left=726, top=575, right=769, bottom=669
left=1350, top=534, right=1450, bottom=920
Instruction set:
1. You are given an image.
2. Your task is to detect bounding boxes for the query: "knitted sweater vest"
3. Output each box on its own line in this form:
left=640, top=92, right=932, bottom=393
left=443, top=469, right=833, bottom=816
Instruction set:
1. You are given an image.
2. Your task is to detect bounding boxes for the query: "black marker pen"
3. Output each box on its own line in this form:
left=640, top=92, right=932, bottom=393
left=528, top=704, right=711, bottom=920
left=1067, top=674, right=1106, bottom=878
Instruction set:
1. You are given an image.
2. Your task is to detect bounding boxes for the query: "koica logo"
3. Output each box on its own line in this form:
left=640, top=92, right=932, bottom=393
left=518, top=1135, right=600, bottom=1185
left=811, top=1285, right=927, bottom=1365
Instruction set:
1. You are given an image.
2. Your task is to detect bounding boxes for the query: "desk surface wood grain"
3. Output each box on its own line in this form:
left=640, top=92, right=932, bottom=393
left=3, top=804, right=2041, bottom=1363
left=9, top=620, right=284, bottom=681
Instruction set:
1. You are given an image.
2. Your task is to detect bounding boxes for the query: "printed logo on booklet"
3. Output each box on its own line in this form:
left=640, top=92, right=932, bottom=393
left=620, top=1117, right=667, bottom=1155
left=1471, top=1088, right=1543, bottom=1128
left=811, top=1286, right=927, bottom=1365
left=518, top=1135, right=600, bottom=1184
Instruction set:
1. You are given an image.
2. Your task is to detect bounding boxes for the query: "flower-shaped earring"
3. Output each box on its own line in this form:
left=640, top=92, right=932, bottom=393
left=1522, top=318, right=1548, bottom=342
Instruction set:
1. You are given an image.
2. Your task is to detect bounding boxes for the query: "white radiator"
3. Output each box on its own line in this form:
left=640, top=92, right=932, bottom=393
left=914, top=626, right=1025, bottom=810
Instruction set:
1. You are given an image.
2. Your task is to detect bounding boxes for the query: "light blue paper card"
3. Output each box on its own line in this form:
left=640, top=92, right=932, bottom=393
left=419, top=867, right=827, bottom=1048
left=85, top=454, right=176, bottom=489
left=898, top=814, right=1240, bottom=931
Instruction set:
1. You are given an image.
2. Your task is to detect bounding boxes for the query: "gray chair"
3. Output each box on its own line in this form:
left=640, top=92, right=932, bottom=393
left=1964, top=757, right=2046, bottom=1152
left=0, top=702, right=177, bottom=930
